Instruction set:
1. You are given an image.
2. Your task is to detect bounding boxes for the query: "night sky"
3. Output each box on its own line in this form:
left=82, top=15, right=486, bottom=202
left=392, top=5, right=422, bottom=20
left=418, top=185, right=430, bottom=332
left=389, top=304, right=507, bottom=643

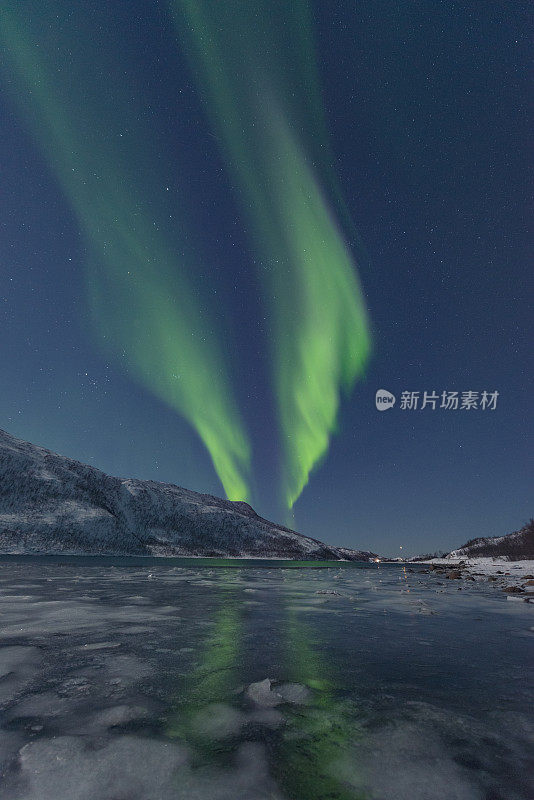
left=1, top=1, right=532, bottom=557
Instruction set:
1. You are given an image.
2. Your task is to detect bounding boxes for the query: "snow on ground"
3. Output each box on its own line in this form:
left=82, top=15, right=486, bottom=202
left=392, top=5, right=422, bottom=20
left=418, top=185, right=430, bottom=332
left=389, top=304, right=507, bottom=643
left=417, top=557, right=534, bottom=602
left=421, top=557, right=534, bottom=578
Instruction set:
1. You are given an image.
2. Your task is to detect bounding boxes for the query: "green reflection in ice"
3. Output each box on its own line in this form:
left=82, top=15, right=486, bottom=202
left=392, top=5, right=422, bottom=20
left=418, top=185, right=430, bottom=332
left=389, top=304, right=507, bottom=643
left=277, top=583, right=367, bottom=799
left=166, top=583, right=241, bottom=754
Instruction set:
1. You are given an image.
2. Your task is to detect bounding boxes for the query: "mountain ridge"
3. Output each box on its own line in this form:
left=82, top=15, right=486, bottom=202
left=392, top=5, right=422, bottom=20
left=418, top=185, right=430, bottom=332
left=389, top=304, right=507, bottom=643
left=447, top=520, right=534, bottom=561
left=0, top=429, right=376, bottom=561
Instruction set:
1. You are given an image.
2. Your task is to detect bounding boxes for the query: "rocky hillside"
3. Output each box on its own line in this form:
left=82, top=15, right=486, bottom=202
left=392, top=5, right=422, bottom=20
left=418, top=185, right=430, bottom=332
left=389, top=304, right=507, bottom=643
left=0, top=429, right=375, bottom=560
left=448, top=520, right=534, bottom=561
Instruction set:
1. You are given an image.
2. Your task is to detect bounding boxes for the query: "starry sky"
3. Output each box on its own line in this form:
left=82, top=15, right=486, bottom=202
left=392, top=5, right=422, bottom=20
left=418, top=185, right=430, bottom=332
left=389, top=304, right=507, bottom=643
left=1, top=1, right=532, bottom=556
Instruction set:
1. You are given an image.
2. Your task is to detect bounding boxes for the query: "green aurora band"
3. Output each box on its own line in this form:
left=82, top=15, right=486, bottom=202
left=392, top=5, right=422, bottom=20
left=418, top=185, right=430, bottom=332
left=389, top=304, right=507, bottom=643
left=0, top=5, right=251, bottom=502
left=170, top=0, right=371, bottom=509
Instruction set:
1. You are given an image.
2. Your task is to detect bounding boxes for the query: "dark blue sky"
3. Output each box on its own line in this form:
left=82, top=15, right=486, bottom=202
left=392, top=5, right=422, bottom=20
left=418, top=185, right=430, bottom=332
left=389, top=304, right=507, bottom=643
left=1, top=1, right=532, bottom=556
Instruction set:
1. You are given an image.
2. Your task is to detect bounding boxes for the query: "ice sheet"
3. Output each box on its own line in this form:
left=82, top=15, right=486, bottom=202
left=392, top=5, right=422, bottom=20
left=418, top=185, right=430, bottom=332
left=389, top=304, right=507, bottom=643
left=0, top=559, right=532, bottom=799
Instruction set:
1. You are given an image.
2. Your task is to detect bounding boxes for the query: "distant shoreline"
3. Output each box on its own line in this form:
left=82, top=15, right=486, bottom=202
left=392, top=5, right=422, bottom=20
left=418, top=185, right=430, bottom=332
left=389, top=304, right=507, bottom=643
left=0, top=553, right=383, bottom=569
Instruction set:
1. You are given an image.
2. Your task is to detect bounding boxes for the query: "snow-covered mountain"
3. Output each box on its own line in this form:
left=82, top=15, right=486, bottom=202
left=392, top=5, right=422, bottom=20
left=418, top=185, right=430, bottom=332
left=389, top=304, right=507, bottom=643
left=448, top=520, right=534, bottom=561
left=0, top=429, right=375, bottom=560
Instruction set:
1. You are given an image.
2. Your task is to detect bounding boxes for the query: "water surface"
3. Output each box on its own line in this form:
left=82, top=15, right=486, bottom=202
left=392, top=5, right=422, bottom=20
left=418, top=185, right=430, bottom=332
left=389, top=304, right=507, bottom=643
left=0, top=558, right=532, bottom=799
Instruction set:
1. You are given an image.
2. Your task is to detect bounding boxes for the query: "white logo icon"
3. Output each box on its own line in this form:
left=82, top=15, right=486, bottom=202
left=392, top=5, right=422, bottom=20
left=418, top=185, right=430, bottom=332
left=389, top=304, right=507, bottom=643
left=375, top=389, right=396, bottom=411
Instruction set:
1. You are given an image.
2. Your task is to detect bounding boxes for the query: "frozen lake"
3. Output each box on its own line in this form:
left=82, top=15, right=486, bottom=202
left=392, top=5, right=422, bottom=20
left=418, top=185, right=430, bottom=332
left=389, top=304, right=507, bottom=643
left=0, top=557, right=532, bottom=799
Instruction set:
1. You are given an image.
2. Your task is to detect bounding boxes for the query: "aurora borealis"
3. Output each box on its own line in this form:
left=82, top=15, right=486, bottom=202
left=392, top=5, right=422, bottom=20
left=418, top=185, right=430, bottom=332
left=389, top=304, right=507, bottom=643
left=1, top=1, right=531, bottom=554
left=170, top=0, right=370, bottom=509
left=1, top=5, right=251, bottom=502
left=1, top=0, right=369, bottom=513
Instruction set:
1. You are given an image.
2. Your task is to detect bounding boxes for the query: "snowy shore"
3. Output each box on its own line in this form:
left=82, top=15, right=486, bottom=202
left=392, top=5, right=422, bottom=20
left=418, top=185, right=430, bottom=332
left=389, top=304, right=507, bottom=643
left=418, top=557, right=534, bottom=600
